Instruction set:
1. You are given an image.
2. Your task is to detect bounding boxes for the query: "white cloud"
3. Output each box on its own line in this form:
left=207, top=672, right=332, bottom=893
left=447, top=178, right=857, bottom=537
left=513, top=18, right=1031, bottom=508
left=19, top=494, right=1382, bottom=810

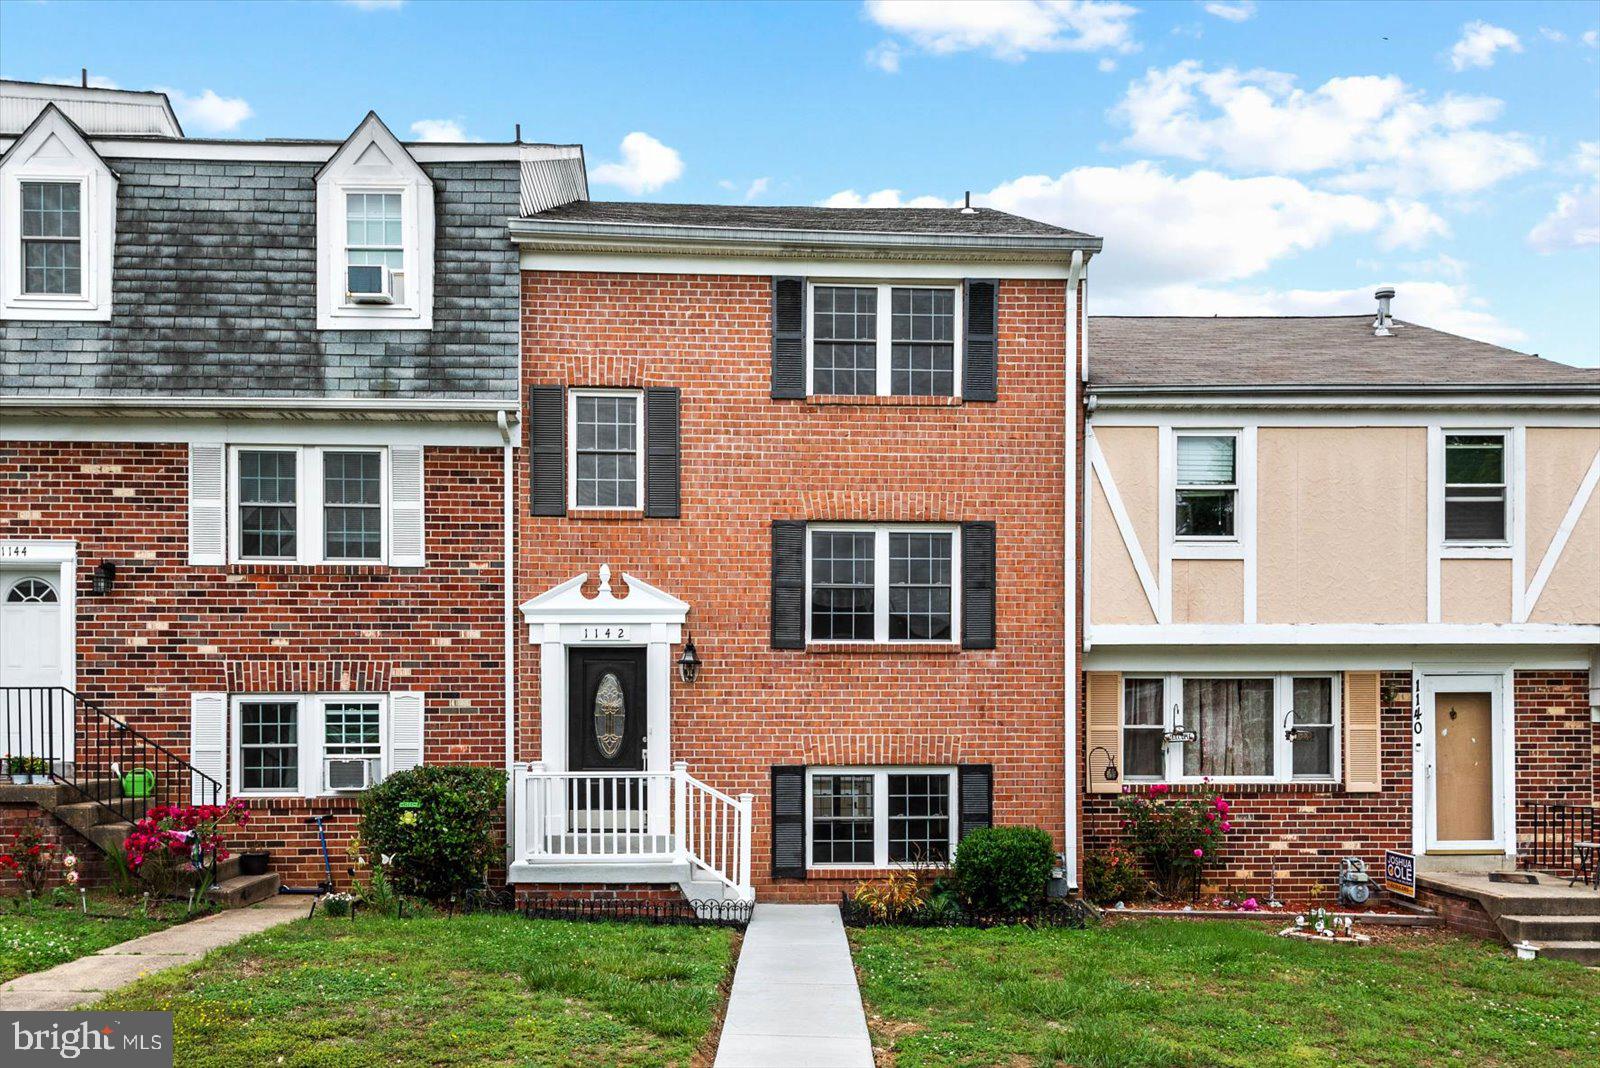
left=1097, top=57, right=1117, bottom=73
left=863, top=0, right=1139, bottom=62
left=1449, top=21, right=1522, bottom=71
left=1539, top=27, right=1567, bottom=44
left=1528, top=142, right=1600, bottom=253
left=867, top=40, right=903, bottom=72
left=723, top=176, right=772, bottom=201
left=820, top=188, right=955, bottom=209
left=341, top=1, right=404, bottom=10
left=1381, top=199, right=1451, bottom=250
left=1585, top=30, right=1600, bottom=48
left=1114, top=61, right=1538, bottom=195
left=159, top=88, right=253, bottom=134
left=589, top=132, right=685, bottom=195
left=409, top=118, right=479, bottom=142
left=1203, top=1, right=1256, bottom=22
left=1097, top=280, right=1526, bottom=347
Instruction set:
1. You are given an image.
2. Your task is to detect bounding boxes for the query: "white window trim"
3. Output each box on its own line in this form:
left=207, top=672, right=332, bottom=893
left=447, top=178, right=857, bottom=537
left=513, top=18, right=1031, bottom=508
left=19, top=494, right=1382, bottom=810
left=315, top=114, right=434, bottom=331
left=230, top=694, right=389, bottom=799
left=804, top=281, right=963, bottom=398
left=567, top=388, right=645, bottom=512
left=803, top=522, right=962, bottom=646
left=1172, top=429, right=1241, bottom=547
left=0, top=109, right=115, bottom=322
left=1439, top=428, right=1513, bottom=554
left=803, top=766, right=958, bottom=870
left=1120, top=672, right=1341, bottom=786
left=228, top=445, right=390, bottom=565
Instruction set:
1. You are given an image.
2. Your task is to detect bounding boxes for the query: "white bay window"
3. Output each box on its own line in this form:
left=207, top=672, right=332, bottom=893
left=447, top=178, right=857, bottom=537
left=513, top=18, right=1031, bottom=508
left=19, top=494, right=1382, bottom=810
left=1121, top=674, right=1340, bottom=784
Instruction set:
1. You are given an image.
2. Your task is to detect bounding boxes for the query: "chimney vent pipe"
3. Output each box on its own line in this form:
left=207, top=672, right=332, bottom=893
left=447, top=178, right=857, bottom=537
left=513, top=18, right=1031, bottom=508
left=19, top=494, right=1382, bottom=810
left=1373, top=287, right=1396, bottom=337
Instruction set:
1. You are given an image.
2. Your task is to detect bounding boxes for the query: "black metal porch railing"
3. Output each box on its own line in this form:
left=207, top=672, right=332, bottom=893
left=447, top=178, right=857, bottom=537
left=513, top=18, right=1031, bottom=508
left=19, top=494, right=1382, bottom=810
left=1, top=685, right=224, bottom=825
left=1520, top=801, right=1598, bottom=876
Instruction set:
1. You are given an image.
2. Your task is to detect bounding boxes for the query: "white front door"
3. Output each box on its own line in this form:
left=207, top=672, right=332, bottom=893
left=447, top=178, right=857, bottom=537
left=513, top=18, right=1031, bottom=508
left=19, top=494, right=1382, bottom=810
left=0, top=571, right=69, bottom=763
left=1420, top=674, right=1507, bottom=853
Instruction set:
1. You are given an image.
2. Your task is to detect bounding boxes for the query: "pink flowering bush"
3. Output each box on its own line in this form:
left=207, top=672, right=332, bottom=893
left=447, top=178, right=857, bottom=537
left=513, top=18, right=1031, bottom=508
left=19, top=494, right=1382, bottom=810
left=122, top=799, right=249, bottom=898
left=1114, top=784, right=1232, bottom=900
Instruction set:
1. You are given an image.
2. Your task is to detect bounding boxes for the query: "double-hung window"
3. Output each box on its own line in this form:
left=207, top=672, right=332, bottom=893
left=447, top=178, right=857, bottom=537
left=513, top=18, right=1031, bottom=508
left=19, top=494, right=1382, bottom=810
left=21, top=181, right=83, bottom=296
left=568, top=389, right=644, bottom=510
left=232, top=695, right=389, bottom=797
left=1443, top=432, right=1507, bottom=543
left=807, top=768, right=957, bottom=868
left=1174, top=433, right=1238, bottom=539
left=1120, top=674, right=1339, bottom=784
left=345, top=191, right=405, bottom=301
left=230, top=447, right=388, bottom=564
left=809, top=283, right=961, bottom=397
left=806, top=524, right=959, bottom=644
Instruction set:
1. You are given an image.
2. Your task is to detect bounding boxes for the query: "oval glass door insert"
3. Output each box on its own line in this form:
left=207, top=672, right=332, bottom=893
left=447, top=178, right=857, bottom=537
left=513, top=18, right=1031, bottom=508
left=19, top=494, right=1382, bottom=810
left=594, top=672, right=625, bottom=759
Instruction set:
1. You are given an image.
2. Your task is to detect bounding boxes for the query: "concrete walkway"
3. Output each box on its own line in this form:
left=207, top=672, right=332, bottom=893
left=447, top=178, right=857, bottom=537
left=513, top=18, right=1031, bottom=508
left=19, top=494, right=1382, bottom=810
left=0, top=895, right=307, bottom=1011
left=714, top=904, right=873, bottom=1067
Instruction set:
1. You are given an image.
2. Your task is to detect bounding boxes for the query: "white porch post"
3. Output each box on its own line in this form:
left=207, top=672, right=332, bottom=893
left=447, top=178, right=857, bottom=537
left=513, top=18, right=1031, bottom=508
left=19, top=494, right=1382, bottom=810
left=673, top=760, right=689, bottom=862
left=737, top=791, right=754, bottom=893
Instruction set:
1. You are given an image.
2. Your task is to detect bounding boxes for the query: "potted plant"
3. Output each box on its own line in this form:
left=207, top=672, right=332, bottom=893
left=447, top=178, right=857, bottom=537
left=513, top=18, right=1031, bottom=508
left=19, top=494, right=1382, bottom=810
left=239, top=851, right=270, bottom=876
left=26, top=756, right=52, bottom=785
left=4, top=754, right=25, bottom=785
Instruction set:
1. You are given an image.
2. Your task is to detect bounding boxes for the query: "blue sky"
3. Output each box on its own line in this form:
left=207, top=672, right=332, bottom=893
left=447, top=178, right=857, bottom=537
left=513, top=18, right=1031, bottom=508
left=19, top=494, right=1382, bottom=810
left=4, top=0, right=1597, bottom=366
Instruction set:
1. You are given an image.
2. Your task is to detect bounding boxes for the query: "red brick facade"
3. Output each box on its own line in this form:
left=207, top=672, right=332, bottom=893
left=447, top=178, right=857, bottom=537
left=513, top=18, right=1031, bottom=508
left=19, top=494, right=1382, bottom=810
left=1, top=440, right=508, bottom=888
left=1082, top=669, right=1593, bottom=900
left=516, top=271, right=1072, bottom=901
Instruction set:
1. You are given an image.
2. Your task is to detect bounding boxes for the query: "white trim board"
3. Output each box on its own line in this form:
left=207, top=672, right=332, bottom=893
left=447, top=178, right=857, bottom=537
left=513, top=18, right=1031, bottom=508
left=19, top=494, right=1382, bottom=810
left=0, top=539, right=78, bottom=700
left=1089, top=409, right=1600, bottom=427
left=520, top=250, right=1076, bottom=279
left=1085, top=645, right=1593, bottom=672
left=1519, top=442, right=1600, bottom=622
left=0, top=415, right=512, bottom=447
left=1089, top=623, right=1600, bottom=646
left=1086, top=430, right=1159, bottom=620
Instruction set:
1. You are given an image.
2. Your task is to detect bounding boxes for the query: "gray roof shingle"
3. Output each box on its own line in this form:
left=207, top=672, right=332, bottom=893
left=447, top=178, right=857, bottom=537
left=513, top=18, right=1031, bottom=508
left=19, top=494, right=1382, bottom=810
left=1088, top=316, right=1600, bottom=389
left=529, top=200, right=1095, bottom=239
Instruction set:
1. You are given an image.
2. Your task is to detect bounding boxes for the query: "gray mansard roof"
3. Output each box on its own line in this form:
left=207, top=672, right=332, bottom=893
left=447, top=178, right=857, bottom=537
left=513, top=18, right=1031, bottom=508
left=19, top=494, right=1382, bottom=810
left=1088, top=316, right=1600, bottom=391
left=0, top=155, right=520, bottom=403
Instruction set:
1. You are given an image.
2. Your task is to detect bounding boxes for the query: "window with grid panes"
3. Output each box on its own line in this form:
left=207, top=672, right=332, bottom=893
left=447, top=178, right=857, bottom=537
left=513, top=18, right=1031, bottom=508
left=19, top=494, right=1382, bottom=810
left=888, top=773, right=952, bottom=862
left=238, top=451, right=298, bottom=560
left=888, top=531, right=953, bottom=640
left=812, top=286, right=878, bottom=396
left=239, top=701, right=299, bottom=792
left=811, top=774, right=875, bottom=864
left=21, top=181, right=82, bottom=295
left=572, top=393, right=641, bottom=508
left=322, top=451, right=382, bottom=560
left=810, top=530, right=876, bottom=640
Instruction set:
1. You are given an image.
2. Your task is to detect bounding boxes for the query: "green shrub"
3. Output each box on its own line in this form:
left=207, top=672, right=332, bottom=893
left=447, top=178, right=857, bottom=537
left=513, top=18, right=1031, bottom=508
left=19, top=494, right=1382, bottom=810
left=950, top=826, right=1055, bottom=916
left=1082, top=846, right=1150, bottom=905
left=359, top=765, right=506, bottom=904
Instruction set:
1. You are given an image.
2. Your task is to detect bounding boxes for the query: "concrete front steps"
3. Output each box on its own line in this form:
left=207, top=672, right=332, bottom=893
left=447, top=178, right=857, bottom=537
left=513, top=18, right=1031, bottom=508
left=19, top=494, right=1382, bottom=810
left=9, top=779, right=279, bottom=909
left=510, top=858, right=752, bottom=909
left=1420, top=870, right=1600, bottom=965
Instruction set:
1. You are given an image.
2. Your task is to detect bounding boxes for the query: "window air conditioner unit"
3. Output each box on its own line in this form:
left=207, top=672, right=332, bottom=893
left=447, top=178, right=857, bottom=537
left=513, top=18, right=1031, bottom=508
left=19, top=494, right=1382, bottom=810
left=346, top=264, right=395, bottom=304
left=325, top=757, right=380, bottom=792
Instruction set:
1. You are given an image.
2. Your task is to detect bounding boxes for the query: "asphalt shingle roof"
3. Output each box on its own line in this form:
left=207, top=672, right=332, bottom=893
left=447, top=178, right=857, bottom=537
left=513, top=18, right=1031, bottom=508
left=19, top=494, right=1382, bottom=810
left=529, top=200, right=1095, bottom=239
left=1088, top=316, right=1600, bottom=388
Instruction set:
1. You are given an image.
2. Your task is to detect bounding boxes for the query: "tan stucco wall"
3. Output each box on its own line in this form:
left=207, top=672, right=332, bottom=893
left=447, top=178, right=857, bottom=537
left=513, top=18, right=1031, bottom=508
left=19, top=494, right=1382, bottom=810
left=1090, top=426, right=1159, bottom=626
left=1440, top=557, right=1512, bottom=623
left=1171, top=558, right=1245, bottom=623
left=1525, top=428, right=1600, bottom=624
left=1257, top=427, right=1428, bottom=623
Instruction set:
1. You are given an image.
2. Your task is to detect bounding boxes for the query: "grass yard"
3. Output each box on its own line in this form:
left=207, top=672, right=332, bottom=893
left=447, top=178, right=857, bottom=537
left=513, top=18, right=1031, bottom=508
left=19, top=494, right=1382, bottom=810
left=0, top=894, right=180, bottom=984
left=851, top=919, right=1600, bottom=1067
left=98, top=912, right=737, bottom=1067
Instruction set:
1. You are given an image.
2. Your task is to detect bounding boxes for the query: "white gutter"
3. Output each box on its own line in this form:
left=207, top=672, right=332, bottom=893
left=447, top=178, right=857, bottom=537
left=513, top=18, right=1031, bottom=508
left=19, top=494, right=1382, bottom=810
left=499, top=410, right=518, bottom=869
left=1063, top=251, right=1086, bottom=891
left=0, top=394, right=513, bottom=415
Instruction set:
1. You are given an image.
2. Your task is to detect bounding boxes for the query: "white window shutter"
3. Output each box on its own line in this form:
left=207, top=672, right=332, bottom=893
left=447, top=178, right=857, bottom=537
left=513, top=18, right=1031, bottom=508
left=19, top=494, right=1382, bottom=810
left=388, top=691, right=424, bottom=774
left=189, top=692, right=228, bottom=804
left=188, top=444, right=227, bottom=565
left=388, top=446, right=425, bottom=567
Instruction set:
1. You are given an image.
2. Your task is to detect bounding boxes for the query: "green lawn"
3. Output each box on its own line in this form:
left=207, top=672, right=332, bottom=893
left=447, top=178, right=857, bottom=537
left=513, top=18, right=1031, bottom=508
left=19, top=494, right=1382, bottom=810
left=851, top=919, right=1600, bottom=1067
left=97, top=913, right=737, bottom=1067
left=0, top=895, right=178, bottom=983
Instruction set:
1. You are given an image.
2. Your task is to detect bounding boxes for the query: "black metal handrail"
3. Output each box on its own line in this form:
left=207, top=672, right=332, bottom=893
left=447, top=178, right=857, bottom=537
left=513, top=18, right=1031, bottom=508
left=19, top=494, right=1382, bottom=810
left=1, top=685, right=225, bottom=826
left=1520, top=801, right=1598, bottom=876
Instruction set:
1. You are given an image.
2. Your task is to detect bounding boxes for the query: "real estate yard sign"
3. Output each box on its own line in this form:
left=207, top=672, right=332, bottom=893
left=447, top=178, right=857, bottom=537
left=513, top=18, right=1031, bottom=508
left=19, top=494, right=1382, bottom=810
left=1384, top=850, right=1416, bottom=899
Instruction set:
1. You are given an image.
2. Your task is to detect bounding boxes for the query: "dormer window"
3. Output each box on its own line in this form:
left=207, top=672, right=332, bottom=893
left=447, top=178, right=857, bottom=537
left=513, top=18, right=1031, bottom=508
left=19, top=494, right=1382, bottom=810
left=1, top=105, right=116, bottom=322
left=316, top=113, right=434, bottom=331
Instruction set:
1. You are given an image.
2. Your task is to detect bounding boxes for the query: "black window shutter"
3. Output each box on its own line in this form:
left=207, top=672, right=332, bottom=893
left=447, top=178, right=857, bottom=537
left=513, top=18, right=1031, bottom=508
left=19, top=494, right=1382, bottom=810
left=529, top=385, right=565, bottom=516
left=963, top=278, right=998, bottom=402
left=771, top=276, right=807, bottom=399
left=644, top=387, right=681, bottom=518
left=961, top=520, right=996, bottom=649
left=770, top=520, right=807, bottom=649
left=958, top=764, right=993, bottom=840
left=772, top=765, right=807, bottom=878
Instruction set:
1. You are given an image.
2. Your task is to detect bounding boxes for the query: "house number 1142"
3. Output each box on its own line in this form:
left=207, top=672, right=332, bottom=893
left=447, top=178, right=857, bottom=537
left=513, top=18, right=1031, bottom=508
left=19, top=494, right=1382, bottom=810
left=580, top=626, right=629, bottom=642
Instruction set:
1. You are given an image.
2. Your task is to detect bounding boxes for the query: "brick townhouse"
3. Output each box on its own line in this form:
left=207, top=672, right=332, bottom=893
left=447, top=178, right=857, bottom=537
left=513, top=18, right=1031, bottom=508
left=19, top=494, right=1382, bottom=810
left=1079, top=308, right=1600, bottom=910
left=0, top=80, right=581, bottom=893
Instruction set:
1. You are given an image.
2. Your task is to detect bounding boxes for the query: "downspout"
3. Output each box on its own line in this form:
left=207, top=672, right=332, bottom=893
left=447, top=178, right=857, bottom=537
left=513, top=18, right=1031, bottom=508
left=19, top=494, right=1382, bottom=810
left=1063, top=250, right=1085, bottom=890
left=499, top=409, right=516, bottom=869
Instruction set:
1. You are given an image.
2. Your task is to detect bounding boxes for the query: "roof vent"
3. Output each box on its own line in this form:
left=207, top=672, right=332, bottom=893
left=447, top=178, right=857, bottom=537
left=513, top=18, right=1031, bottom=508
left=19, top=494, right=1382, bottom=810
left=960, top=191, right=977, bottom=215
left=1373, top=287, right=1397, bottom=337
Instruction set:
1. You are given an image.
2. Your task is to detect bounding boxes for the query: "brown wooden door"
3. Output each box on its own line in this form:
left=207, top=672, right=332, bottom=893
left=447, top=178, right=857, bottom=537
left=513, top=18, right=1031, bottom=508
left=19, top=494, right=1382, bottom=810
left=1433, top=691, right=1495, bottom=844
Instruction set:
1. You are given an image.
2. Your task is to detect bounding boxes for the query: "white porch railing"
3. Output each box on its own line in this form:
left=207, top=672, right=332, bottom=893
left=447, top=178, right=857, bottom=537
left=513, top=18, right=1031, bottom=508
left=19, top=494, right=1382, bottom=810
left=513, top=760, right=753, bottom=900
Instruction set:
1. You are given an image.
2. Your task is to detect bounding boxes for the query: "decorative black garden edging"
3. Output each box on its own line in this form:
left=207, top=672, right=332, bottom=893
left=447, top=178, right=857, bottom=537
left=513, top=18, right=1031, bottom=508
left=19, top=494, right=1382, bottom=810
left=838, top=892, right=1096, bottom=929
left=521, top=898, right=753, bottom=928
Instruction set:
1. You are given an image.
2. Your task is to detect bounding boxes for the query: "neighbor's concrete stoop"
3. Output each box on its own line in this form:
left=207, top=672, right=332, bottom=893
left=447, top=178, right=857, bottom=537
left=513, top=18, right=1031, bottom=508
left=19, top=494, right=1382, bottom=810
left=1419, top=870, right=1600, bottom=966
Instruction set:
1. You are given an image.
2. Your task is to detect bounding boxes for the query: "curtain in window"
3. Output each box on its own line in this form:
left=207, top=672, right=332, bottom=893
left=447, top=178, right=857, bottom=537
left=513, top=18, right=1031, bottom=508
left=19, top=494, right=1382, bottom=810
left=1182, top=678, right=1273, bottom=777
